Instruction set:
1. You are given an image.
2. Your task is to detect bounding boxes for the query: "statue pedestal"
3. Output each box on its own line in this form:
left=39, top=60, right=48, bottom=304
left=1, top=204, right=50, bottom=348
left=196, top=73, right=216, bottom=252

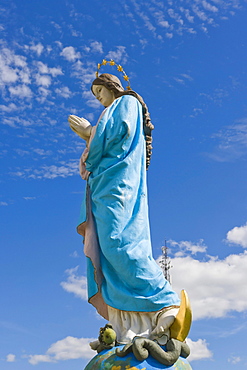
left=85, top=345, right=193, bottom=369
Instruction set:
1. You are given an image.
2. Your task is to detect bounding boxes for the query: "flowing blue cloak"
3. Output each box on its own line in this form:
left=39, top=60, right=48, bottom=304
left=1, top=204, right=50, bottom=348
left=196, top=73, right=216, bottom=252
left=78, top=95, right=180, bottom=313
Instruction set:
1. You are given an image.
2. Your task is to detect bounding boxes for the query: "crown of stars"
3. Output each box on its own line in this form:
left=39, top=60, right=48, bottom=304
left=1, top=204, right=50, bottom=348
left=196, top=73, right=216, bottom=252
left=96, top=59, right=131, bottom=91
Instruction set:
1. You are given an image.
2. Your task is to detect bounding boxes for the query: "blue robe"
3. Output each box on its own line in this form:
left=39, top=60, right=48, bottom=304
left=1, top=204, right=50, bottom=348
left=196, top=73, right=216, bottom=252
left=78, top=95, right=180, bottom=318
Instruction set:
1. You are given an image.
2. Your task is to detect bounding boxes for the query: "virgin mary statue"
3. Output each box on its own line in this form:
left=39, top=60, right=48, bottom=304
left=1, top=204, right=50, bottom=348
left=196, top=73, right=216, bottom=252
left=68, top=70, right=181, bottom=345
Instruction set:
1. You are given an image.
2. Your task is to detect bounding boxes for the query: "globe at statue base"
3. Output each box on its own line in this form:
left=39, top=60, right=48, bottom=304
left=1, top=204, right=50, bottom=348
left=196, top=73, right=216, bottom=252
left=85, top=345, right=193, bottom=370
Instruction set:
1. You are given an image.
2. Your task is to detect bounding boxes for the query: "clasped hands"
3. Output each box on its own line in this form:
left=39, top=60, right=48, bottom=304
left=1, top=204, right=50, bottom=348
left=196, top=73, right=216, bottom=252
left=68, top=115, right=92, bottom=142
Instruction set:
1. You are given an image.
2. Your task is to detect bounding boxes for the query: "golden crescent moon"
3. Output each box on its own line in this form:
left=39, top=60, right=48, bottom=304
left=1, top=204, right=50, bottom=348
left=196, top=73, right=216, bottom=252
left=170, top=289, right=192, bottom=342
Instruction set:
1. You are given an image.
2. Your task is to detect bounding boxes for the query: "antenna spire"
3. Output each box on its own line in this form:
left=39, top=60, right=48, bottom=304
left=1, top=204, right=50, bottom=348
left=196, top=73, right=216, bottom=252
left=160, top=240, right=172, bottom=284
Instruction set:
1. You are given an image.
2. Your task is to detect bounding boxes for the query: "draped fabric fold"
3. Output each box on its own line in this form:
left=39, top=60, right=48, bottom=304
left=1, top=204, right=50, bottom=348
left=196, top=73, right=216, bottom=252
left=77, top=95, right=180, bottom=319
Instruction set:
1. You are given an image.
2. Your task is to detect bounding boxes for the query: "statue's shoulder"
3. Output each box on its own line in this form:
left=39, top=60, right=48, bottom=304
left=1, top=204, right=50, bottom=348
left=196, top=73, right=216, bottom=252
left=115, top=94, right=141, bottom=109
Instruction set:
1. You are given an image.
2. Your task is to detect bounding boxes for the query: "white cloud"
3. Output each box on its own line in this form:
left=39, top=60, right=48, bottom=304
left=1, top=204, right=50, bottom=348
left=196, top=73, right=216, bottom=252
left=55, top=40, right=63, bottom=49
left=187, top=28, right=196, bottom=35
left=181, top=73, right=193, bottom=81
left=82, top=90, right=101, bottom=109
left=90, top=41, right=103, bottom=54
left=9, top=84, right=32, bottom=99
left=49, top=67, right=63, bottom=77
left=226, top=223, right=247, bottom=248
left=174, top=77, right=185, bottom=84
left=159, top=20, right=170, bottom=27
left=35, top=74, right=51, bottom=87
left=85, top=112, right=94, bottom=122
left=166, top=32, right=173, bottom=39
left=34, top=61, right=48, bottom=74
left=0, top=201, right=8, bottom=206
left=31, top=162, right=78, bottom=179
left=171, top=250, right=247, bottom=320
left=168, top=239, right=207, bottom=256
left=106, top=46, right=128, bottom=64
left=0, top=48, right=21, bottom=84
left=19, top=68, right=31, bottom=84
left=228, top=356, right=241, bottom=364
left=2, top=118, right=17, bottom=128
left=153, top=10, right=170, bottom=28
left=47, top=336, right=94, bottom=360
left=29, top=354, right=54, bottom=365
left=3, top=116, right=34, bottom=127
left=28, top=336, right=95, bottom=365
left=70, top=27, right=83, bottom=38
left=60, top=46, right=81, bottom=62
left=202, top=0, right=218, bottom=13
left=33, top=148, right=52, bottom=156
left=37, top=86, right=50, bottom=103
left=13, top=161, right=79, bottom=179
left=180, top=8, right=194, bottom=23
left=115, top=1, right=241, bottom=39
left=6, top=353, right=16, bottom=362
left=0, top=47, right=27, bottom=67
left=209, top=122, right=247, bottom=162
left=70, top=60, right=96, bottom=87
left=167, top=8, right=184, bottom=25
left=13, top=54, right=27, bottom=68
left=61, top=266, right=87, bottom=300
left=51, top=21, right=62, bottom=31
left=236, top=117, right=247, bottom=124
left=34, top=61, right=63, bottom=77
left=192, top=5, right=210, bottom=22
left=55, top=86, right=72, bottom=99
left=0, top=103, right=18, bottom=112
left=0, top=46, right=32, bottom=91
left=139, top=11, right=157, bottom=33
left=15, top=149, right=30, bottom=156
left=70, top=250, right=80, bottom=258
left=29, top=42, right=44, bottom=56
left=0, top=62, right=18, bottom=83
left=187, top=338, right=213, bottom=361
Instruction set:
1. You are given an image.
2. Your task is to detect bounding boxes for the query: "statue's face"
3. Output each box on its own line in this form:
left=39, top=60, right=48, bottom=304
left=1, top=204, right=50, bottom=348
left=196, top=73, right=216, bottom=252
left=92, top=85, right=115, bottom=107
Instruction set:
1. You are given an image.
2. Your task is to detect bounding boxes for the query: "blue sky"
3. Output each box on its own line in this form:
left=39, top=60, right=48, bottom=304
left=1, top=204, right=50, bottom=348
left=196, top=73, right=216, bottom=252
left=1, top=0, right=247, bottom=369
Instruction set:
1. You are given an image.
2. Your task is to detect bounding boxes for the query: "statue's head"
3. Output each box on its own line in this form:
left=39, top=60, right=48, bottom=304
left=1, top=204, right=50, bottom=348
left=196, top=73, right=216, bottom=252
left=91, top=73, right=125, bottom=107
left=91, top=73, right=153, bottom=169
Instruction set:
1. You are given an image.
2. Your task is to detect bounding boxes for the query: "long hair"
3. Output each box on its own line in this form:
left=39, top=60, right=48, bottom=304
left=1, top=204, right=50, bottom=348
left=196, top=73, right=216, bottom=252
left=91, top=73, right=154, bottom=169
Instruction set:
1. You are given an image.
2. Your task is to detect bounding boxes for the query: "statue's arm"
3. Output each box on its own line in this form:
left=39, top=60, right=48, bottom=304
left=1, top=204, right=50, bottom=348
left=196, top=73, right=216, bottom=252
left=68, top=115, right=92, bottom=143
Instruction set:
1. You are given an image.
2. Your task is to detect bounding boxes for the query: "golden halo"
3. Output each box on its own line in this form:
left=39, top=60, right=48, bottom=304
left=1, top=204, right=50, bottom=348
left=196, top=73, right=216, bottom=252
left=96, top=59, right=131, bottom=91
